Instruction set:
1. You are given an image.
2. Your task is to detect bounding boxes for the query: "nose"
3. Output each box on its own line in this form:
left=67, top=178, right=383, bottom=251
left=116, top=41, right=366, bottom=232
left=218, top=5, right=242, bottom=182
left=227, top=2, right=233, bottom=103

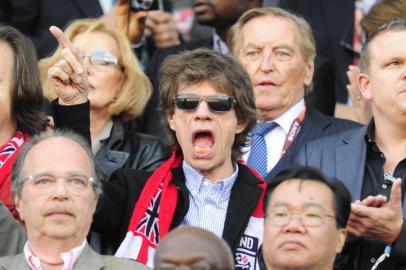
left=259, top=50, right=274, bottom=72
left=52, top=179, right=69, bottom=199
left=194, top=99, right=211, bottom=120
left=282, top=214, right=306, bottom=233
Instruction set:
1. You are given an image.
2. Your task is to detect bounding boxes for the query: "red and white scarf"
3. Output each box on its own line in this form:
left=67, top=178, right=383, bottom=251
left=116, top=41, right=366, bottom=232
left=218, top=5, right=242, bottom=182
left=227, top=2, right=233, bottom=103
left=115, top=149, right=266, bottom=270
left=0, top=131, right=27, bottom=218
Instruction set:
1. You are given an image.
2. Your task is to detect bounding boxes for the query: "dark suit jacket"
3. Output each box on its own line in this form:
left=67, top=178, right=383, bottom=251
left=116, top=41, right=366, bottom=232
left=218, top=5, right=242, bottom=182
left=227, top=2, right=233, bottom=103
left=92, top=162, right=264, bottom=259
left=0, top=243, right=148, bottom=270
left=279, top=0, right=355, bottom=102
left=0, top=203, right=26, bottom=257
left=296, top=126, right=406, bottom=269
left=10, top=0, right=103, bottom=58
left=264, top=107, right=360, bottom=182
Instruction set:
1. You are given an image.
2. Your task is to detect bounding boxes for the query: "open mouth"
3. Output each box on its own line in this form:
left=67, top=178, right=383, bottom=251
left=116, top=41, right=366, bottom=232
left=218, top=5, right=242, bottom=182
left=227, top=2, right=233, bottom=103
left=192, top=130, right=215, bottom=157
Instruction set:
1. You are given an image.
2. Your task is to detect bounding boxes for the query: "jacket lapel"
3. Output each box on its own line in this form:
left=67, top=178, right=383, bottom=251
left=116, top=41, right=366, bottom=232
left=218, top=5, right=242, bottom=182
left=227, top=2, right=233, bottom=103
left=74, top=243, right=105, bottom=270
left=335, top=127, right=367, bottom=201
left=265, top=107, right=331, bottom=182
left=223, top=164, right=264, bottom=251
left=0, top=254, right=30, bottom=270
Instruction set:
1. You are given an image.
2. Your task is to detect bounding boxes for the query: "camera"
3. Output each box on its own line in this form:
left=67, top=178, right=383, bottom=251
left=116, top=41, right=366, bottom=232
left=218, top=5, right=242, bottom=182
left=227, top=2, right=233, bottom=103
left=129, top=0, right=163, bottom=11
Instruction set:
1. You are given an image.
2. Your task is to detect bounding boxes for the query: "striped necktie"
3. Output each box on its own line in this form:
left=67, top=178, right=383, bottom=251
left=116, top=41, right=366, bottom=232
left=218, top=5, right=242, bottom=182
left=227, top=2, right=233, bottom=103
left=247, top=122, right=278, bottom=177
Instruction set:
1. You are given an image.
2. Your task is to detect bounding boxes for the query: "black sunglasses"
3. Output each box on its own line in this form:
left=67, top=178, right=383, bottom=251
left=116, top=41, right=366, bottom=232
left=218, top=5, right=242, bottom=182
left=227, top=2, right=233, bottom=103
left=173, top=94, right=237, bottom=112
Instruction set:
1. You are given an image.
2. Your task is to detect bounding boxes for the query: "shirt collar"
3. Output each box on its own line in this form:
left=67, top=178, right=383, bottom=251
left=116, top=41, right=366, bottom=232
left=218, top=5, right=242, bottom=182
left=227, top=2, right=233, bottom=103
left=268, top=99, right=305, bottom=133
left=24, top=240, right=86, bottom=270
left=212, top=31, right=229, bottom=55
left=91, top=119, right=113, bottom=154
left=182, top=160, right=238, bottom=202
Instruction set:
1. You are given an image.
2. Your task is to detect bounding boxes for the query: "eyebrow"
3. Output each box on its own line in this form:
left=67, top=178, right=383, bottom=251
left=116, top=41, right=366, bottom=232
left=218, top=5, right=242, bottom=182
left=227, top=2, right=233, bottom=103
left=271, top=202, right=325, bottom=209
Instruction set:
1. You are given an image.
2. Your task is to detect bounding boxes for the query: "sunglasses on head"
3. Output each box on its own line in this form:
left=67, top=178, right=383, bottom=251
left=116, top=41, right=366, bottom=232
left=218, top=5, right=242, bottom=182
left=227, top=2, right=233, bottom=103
left=173, top=93, right=237, bottom=112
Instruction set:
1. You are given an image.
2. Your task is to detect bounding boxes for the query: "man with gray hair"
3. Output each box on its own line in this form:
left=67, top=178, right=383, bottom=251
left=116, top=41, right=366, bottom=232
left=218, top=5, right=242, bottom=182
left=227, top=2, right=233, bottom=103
left=297, top=18, right=406, bottom=270
left=229, top=7, right=359, bottom=182
left=0, top=130, right=148, bottom=269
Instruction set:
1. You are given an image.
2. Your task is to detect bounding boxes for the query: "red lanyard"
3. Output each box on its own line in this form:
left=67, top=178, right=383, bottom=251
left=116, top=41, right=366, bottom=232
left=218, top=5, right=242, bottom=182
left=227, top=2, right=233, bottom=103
left=280, top=107, right=306, bottom=158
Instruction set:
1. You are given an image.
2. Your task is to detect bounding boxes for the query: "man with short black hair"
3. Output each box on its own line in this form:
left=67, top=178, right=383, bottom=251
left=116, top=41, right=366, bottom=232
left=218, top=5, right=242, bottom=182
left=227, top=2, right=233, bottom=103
left=261, top=166, right=350, bottom=270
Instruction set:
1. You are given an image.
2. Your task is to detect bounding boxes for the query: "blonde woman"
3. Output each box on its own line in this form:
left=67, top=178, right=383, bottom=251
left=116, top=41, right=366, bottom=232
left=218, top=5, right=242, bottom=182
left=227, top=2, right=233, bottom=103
left=40, top=19, right=168, bottom=181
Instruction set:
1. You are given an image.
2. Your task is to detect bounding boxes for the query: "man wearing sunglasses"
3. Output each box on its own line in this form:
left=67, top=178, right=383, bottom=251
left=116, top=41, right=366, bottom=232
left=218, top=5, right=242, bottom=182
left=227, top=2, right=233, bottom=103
left=94, top=48, right=264, bottom=270
left=48, top=21, right=263, bottom=269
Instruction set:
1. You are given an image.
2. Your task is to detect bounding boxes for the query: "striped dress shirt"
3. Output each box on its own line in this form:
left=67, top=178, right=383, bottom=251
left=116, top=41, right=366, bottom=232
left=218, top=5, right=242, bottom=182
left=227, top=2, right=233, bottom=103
left=181, top=160, right=238, bottom=238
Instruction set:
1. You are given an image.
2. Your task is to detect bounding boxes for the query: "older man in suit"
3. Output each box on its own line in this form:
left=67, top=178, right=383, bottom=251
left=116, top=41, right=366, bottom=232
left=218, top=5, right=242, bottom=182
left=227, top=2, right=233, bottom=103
left=0, top=130, right=148, bottom=270
left=229, top=7, right=359, bottom=182
left=297, top=18, right=406, bottom=270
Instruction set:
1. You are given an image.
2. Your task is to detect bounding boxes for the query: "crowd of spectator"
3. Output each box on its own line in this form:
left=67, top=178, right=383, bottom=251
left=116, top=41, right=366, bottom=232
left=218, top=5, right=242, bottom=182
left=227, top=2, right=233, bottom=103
left=0, top=0, right=405, bottom=270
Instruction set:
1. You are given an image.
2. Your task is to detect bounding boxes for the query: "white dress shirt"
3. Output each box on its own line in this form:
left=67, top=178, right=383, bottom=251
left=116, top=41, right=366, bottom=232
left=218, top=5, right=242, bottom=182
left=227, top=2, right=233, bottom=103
left=243, top=99, right=305, bottom=173
left=181, top=160, right=238, bottom=238
left=24, top=240, right=86, bottom=270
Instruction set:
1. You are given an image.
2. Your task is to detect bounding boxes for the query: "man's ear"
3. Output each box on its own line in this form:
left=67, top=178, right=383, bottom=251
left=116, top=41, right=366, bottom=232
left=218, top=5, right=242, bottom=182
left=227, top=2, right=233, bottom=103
left=358, top=72, right=372, bottom=100
left=336, top=228, right=347, bottom=253
left=303, top=61, right=314, bottom=88
left=13, top=195, right=24, bottom=222
left=167, top=111, right=176, bottom=131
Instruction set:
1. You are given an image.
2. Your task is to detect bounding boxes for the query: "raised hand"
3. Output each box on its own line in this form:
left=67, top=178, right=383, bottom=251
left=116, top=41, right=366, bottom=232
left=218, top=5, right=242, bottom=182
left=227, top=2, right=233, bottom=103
left=102, top=0, right=147, bottom=44
left=347, top=178, right=404, bottom=244
left=47, top=26, right=89, bottom=105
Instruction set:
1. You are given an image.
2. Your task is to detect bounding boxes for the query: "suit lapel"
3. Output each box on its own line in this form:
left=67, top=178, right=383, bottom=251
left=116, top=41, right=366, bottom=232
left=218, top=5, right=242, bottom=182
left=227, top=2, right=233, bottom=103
left=74, top=243, right=105, bottom=270
left=335, top=127, right=367, bottom=201
left=1, top=254, right=31, bottom=270
left=222, top=164, right=263, bottom=251
left=265, top=107, right=331, bottom=182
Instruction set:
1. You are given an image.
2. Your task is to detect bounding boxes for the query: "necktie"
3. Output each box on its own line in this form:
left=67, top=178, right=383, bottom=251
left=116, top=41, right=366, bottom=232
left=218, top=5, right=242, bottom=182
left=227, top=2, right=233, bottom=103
left=247, top=122, right=278, bottom=177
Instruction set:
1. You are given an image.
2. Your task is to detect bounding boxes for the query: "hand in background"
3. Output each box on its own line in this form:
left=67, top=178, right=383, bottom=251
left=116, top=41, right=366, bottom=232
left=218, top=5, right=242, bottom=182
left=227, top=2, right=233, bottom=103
left=347, top=179, right=403, bottom=244
left=102, top=0, right=147, bottom=44
left=145, top=10, right=180, bottom=48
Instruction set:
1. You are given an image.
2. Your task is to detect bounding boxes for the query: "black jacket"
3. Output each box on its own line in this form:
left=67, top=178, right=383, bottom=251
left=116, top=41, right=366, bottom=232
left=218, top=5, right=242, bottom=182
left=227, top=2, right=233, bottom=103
left=92, top=162, right=265, bottom=267
left=95, top=117, right=169, bottom=181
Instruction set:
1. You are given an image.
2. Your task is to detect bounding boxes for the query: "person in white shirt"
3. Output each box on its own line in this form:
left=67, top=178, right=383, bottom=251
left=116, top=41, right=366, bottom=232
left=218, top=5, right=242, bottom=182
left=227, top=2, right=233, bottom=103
left=0, top=130, right=148, bottom=270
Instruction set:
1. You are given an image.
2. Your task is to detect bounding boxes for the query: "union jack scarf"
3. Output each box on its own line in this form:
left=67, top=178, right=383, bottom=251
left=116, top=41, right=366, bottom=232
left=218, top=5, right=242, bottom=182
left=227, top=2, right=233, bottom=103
left=0, top=131, right=27, bottom=218
left=115, top=149, right=267, bottom=270
left=115, top=149, right=181, bottom=266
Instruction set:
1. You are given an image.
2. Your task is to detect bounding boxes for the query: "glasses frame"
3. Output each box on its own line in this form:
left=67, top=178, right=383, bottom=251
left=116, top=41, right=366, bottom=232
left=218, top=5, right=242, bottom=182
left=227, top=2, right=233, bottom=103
left=80, top=51, right=121, bottom=70
left=173, top=93, right=237, bottom=113
left=267, top=209, right=336, bottom=227
left=23, top=173, right=95, bottom=195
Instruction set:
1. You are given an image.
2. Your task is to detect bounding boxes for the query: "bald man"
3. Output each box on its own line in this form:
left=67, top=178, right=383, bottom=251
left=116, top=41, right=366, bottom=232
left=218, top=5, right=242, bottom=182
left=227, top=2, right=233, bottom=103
left=154, top=227, right=234, bottom=270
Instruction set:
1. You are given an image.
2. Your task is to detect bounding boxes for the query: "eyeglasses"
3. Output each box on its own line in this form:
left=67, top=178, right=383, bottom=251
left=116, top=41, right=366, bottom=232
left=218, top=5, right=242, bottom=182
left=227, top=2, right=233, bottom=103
left=173, top=94, right=237, bottom=112
left=267, top=208, right=336, bottom=227
left=80, top=51, right=121, bottom=71
left=24, top=173, right=95, bottom=195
